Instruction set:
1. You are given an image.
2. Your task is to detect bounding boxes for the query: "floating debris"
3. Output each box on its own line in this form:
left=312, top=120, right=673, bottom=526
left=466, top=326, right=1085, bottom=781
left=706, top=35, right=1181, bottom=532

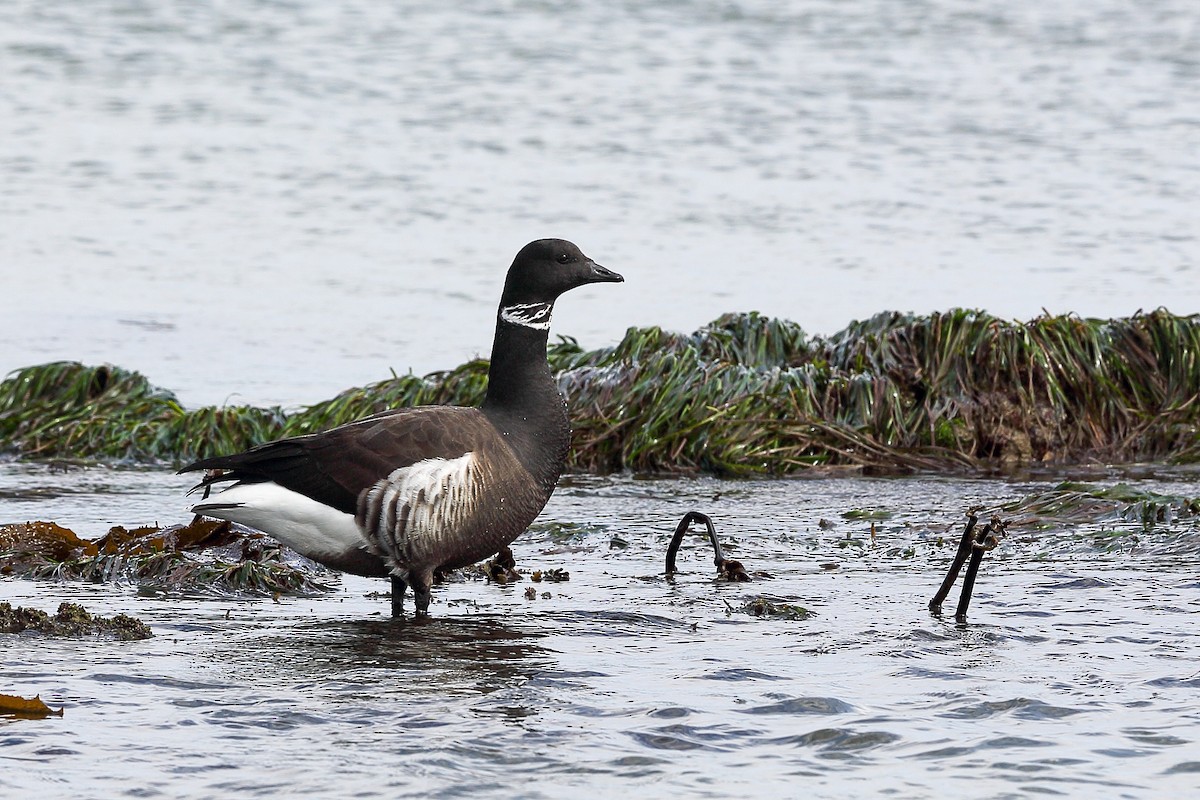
left=842, top=509, right=892, bottom=521
left=0, top=518, right=336, bottom=597
left=1002, top=482, right=1200, bottom=529
left=0, top=693, right=64, bottom=719
left=665, top=511, right=751, bottom=582
left=740, top=596, right=813, bottom=621
left=530, top=569, right=570, bottom=583
left=0, top=601, right=152, bottom=640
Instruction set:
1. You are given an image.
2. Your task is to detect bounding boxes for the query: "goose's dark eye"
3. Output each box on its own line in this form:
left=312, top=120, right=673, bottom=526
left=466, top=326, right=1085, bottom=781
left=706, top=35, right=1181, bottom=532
left=556, top=253, right=572, bottom=264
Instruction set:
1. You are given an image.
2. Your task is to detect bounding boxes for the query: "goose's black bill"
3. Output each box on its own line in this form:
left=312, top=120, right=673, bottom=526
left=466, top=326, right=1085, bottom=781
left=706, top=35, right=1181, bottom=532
left=586, top=263, right=624, bottom=284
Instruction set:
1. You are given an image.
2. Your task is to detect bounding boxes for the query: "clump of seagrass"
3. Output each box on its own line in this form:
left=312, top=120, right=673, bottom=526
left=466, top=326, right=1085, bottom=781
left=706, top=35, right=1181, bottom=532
left=0, top=362, right=285, bottom=463
left=1, top=601, right=152, bottom=640
left=1001, top=482, right=1200, bottom=530
left=2, top=309, right=1199, bottom=472
left=0, top=519, right=335, bottom=597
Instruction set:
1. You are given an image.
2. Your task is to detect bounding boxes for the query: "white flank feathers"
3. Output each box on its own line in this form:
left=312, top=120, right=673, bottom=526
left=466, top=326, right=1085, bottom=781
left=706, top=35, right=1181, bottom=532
left=500, top=302, right=553, bottom=330
left=190, top=482, right=362, bottom=561
left=358, top=453, right=482, bottom=568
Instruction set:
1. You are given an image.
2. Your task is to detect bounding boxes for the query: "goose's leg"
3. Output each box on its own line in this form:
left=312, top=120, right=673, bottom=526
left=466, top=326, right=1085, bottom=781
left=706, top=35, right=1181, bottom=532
left=411, top=569, right=434, bottom=616
left=390, top=575, right=407, bottom=618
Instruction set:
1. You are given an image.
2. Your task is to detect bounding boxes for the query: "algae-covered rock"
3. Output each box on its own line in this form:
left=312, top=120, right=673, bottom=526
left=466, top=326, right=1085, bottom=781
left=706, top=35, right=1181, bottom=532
left=0, top=518, right=336, bottom=597
left=0, top=601, right=152, bottom=640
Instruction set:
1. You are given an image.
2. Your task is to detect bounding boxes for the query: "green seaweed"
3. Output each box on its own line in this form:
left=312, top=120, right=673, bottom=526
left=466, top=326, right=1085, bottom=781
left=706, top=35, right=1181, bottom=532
left=739, top=596, right=813, bottom=621
left=1002, top=482, right=1200, bottom=531
left=2, top=309, right=1199, bottom=473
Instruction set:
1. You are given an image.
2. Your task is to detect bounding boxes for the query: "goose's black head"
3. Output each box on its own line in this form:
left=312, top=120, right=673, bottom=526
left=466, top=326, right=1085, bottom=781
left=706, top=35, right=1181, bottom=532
left=500, top=239, right=623, bottom=307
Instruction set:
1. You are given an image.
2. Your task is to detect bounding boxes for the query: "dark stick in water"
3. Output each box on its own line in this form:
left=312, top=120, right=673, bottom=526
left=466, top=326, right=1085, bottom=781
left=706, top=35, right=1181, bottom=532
left=954, top=515, right=1006, bottom=624
left=666, top=511, right=750, bottom=581
left=929, top=506, right=983, bottom=614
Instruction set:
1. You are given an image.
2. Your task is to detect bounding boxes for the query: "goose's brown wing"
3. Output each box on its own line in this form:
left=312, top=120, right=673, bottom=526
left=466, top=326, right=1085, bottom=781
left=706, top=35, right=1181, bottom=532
left=180, top=406, right=497, bottom=514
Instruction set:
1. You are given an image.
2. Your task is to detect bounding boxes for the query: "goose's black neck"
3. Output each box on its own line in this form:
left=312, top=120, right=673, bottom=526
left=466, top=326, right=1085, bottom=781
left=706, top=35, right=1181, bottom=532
left=482, top=315, right=556, bottom=410
left=481, top=314, right=571, bottom=488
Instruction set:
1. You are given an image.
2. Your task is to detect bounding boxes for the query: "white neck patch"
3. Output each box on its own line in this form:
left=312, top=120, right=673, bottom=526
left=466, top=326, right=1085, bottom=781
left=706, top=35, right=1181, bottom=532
left=500, top=302, right=553, bottom=330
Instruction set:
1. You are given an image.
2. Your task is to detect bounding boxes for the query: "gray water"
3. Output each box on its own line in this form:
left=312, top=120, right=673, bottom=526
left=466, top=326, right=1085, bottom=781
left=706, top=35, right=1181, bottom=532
left=3, top=464, right=1200, bottom=798
left=3, top=1, right=1200, bottom=797
left=2, top=0, right=1198, bottom=407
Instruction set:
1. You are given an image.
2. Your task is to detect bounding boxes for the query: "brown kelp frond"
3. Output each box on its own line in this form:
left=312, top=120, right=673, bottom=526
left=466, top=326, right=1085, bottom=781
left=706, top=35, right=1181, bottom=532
left=2, top=310, right=1199, bottom=472
left=0, top=692, right=65, bottom=718
left=0, top=519, right=337, bottom=597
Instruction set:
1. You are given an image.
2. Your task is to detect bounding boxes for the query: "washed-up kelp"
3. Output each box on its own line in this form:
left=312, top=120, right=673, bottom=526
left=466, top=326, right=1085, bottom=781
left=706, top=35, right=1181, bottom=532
left=0, top=601, right=151, bottom=640
left=0, top=693, right=64, bottom=718
left=0, top=519, right=336, bottom=597
left=1, top=310, right=1198, bottom=474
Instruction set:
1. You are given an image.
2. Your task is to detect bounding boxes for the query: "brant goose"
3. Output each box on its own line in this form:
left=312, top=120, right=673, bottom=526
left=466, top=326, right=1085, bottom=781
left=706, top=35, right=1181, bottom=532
left=181, top=239, right=623, bottom=616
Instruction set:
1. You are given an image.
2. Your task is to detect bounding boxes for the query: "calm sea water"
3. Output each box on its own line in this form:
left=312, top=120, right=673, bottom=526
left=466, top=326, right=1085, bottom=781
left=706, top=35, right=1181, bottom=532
left=3, top=2, right=1200, bottom=797
left=3, top=465, right=1200, bottom=799
left=1, top=0, right=1198, bottom=407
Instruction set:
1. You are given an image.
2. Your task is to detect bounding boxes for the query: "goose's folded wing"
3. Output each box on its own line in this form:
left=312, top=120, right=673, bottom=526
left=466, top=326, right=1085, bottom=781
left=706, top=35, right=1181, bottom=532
left=180, top=406, right=495, bottom=514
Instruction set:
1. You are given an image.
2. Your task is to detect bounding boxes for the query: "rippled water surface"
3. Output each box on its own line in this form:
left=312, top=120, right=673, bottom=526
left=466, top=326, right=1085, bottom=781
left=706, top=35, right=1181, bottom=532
left=3, top=1, right=1200, bottom=796
left=2, top=0, right=1198, bottom=406
left=3, top=465, right=1200, bottom=798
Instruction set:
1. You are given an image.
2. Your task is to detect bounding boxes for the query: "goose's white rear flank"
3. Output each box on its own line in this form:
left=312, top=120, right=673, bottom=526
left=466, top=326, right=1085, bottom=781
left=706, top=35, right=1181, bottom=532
left=193, top=482, right=361, bottom=562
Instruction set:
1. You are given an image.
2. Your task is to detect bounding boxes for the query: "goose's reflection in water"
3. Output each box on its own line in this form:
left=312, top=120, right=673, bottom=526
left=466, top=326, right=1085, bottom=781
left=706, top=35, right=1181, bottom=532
left=220, top=615, right=552, bottom=702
